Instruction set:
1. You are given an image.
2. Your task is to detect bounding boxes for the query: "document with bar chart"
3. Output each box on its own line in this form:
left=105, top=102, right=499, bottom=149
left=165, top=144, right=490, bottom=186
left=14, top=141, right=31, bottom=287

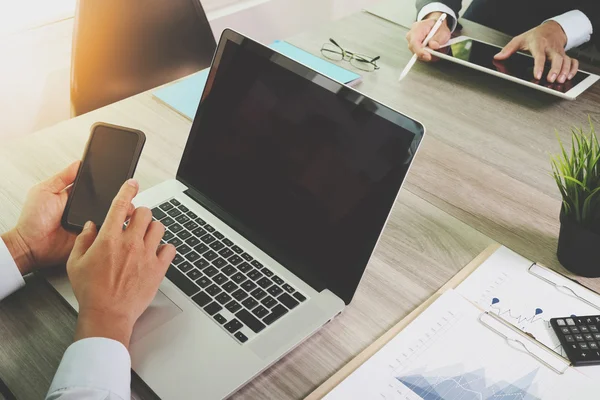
left=323, top=290, right=595, bottom=400
left=454, top=246, right=600, bottom=362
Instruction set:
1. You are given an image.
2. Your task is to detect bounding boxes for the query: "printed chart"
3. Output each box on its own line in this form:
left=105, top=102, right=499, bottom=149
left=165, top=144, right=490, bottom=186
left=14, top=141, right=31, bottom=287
left=324, top=290, right=594, bottom=400
left=455, top=247, right=600, bottom=358
left=398, top=366, right=542, bottom=400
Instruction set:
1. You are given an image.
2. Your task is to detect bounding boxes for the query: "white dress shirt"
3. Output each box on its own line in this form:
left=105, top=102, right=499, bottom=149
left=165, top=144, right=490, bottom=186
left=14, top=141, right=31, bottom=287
left=417, top=3, right=594, bottom=51
left=0, top=238, right=131, bottom=400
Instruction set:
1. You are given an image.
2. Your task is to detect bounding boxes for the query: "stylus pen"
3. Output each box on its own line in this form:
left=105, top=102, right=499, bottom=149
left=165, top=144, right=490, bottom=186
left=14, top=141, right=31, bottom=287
left=399, top=13, right=447, bottom=81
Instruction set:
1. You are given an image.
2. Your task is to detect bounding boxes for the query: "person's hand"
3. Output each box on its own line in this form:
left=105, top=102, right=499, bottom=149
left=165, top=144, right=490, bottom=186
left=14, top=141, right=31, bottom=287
left=1, top=162, right=81, bottom=276
left=406, top=12, right=452, bottom=61
left=67, top=179, right=176, bottom=348
left=494, top=21, right=578, bottom=83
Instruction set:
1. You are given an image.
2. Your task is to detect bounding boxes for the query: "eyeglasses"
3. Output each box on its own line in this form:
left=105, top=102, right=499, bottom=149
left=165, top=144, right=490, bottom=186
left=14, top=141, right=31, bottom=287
left=320, top=38, right=380, bottom=72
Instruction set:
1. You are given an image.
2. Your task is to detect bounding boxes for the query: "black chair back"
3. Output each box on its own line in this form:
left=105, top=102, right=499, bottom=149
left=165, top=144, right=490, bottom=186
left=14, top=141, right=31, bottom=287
left=71, top=0, right=216, bottom=115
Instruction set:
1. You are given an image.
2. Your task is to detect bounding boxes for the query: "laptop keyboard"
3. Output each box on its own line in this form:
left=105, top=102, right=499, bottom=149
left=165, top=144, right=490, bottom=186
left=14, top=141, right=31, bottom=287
left=152, top=198, right=307, bottom=344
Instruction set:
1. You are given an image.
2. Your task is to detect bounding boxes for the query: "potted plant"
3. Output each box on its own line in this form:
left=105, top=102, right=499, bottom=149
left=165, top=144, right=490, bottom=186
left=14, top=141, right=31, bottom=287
left=551, top=119, right=600, bottom=277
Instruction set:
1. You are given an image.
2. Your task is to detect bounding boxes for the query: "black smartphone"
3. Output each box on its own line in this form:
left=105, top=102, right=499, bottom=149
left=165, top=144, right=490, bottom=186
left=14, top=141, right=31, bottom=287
left=62, top=123, right=146, bottom=232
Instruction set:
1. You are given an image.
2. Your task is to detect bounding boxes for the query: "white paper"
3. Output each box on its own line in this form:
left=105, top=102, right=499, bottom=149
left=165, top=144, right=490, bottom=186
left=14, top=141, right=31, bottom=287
left=455, top=246, right=600, bottom=380
left=325, top=290, right=595, bottom=400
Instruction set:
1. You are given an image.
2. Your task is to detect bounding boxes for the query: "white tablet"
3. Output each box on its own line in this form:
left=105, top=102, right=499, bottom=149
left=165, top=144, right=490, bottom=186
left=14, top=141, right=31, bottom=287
left=427, top=36, right=600, bottom=100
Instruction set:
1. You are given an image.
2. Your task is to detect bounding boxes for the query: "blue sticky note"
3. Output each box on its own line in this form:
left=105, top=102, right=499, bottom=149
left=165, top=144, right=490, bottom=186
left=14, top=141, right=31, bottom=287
left=269, top=40, right=361, bottom=85
left=153, top=69, right=209, bottom=120
left=153, top=41, right=361, bottom=120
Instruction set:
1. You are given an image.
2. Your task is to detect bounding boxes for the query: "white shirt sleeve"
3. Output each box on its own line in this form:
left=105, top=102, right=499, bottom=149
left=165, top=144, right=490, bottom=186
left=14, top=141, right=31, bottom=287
left=548, top=10, right=594, bottom=51
left=417, top=2, right=458, bottom=33
left=0, top=238, right=25, bottom=301
left=46, top=338, right=131, bottom=400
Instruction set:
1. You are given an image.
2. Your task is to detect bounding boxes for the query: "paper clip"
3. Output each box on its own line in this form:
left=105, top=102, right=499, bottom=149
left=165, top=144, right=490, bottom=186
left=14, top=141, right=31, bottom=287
left=479, top=311, right=570, bottom=375
left=528, top=263, right=600, bottom=312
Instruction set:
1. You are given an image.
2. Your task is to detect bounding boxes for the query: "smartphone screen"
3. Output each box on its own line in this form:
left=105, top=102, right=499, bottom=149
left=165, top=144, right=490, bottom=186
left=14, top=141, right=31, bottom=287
left=65, top=124, right=144, bottom=230
left=442, top=39, right=589, bottom=93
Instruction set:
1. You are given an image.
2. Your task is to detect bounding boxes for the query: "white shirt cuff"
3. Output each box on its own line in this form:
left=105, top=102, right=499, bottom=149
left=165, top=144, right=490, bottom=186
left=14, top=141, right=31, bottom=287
left=48, top=338, right=131, bottom=400
left=548, top=10, right=593, bottom=51
left=417, top=2, right=458, bottom=33
left=0, top=237, right=25, bottom=301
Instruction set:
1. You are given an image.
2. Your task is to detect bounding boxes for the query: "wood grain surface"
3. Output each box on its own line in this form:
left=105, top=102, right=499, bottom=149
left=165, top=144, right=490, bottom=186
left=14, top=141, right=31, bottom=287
left=0, top=7, right=599, bottom=400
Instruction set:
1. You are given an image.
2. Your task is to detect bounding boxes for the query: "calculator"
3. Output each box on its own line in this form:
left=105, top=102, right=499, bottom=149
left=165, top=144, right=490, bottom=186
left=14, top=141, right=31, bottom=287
left=550, top=316, right=600, bottom=366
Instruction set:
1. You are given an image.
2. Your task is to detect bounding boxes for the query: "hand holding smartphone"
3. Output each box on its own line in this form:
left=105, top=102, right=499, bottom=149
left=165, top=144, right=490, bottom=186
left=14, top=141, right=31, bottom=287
left=62, top=123, right=146, bottom=232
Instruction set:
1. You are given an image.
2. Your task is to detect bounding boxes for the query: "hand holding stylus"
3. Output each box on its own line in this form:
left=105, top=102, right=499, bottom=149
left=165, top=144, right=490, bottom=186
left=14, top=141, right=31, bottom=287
left=406, top=12, right=451, bottom=62
left=401, top=13, right=448, bottom=80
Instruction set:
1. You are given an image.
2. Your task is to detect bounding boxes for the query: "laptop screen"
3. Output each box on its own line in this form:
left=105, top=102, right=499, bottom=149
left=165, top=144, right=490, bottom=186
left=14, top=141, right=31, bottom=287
left=178, top=31, right=424, bottom=303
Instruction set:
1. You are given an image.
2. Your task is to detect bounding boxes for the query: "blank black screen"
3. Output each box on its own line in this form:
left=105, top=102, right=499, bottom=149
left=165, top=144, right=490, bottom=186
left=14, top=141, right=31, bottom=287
left=446, top=39, right=588, bottom=93
left=68, top=126, right=139, bottom=228
left=178, top=38, right=422, bottom=303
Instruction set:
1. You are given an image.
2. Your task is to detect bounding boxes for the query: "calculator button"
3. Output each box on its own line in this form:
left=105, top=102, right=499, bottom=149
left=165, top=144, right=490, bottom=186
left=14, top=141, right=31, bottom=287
left=580, top=326, right=590, bottom=333
left=580, top=342, right=589, bottom=350
left=566, top=318, right=575, bottom=326
left=584, top=334, right=594, bottom=341
left=590, top=325, right=598, bottom=332
left=589, top=342, right=599, bottom=350
left=594, top=333, right=600, bottom=341
left=575, top=334, right=585, bottom=341
left=571, top=327, right=581, bottom=334
left=556, top=319, right=566, bottom=326
left=565, top=335, right=575, bottom=342
left=561, top=327, right=571, bottom=334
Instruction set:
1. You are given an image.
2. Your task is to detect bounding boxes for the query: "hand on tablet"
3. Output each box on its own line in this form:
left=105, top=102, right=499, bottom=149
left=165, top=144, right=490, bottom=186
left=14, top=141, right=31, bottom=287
left=494, top=21, right=578, bottom=83
left=406, top=12, right=451, bottom=62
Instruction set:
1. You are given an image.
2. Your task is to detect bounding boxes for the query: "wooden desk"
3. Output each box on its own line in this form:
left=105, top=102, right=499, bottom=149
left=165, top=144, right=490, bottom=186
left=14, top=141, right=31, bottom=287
left=0, top=8, right=599, bottom=400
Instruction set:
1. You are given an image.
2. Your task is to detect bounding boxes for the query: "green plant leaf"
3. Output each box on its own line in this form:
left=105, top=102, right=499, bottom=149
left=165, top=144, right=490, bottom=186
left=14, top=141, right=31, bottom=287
left=551, top=117, right=600, bottom=224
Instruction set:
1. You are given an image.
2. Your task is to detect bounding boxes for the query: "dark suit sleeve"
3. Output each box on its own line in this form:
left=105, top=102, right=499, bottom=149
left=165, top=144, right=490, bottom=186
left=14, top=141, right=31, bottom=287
left=415, top=0, right=463, bottom=19
left=576, top=1, right=600, bottom=48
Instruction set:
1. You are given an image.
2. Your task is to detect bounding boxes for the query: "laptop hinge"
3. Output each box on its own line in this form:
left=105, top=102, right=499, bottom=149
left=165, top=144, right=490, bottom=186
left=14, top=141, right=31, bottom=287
left=183, top=187, right=327, bottom=295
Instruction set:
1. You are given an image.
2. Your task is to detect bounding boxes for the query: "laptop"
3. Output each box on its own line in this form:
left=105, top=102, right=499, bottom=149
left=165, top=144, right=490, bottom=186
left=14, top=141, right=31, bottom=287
left=48, top=29, right=425, bottom=399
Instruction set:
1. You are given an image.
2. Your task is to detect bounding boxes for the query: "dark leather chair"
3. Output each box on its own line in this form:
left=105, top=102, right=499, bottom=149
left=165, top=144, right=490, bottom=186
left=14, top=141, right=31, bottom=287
left=71, top=0, right=216, bottom=116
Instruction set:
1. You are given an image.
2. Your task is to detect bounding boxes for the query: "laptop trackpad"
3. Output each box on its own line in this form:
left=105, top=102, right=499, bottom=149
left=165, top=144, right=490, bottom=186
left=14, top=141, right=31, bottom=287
left=131, top=290, right=183, bottom=344
left=249, top=301, right=325, bottom=359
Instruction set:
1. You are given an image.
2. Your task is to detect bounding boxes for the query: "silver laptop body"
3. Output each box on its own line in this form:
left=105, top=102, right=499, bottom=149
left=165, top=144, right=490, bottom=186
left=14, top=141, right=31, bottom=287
left=48, top=29, right=425, bottom=399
